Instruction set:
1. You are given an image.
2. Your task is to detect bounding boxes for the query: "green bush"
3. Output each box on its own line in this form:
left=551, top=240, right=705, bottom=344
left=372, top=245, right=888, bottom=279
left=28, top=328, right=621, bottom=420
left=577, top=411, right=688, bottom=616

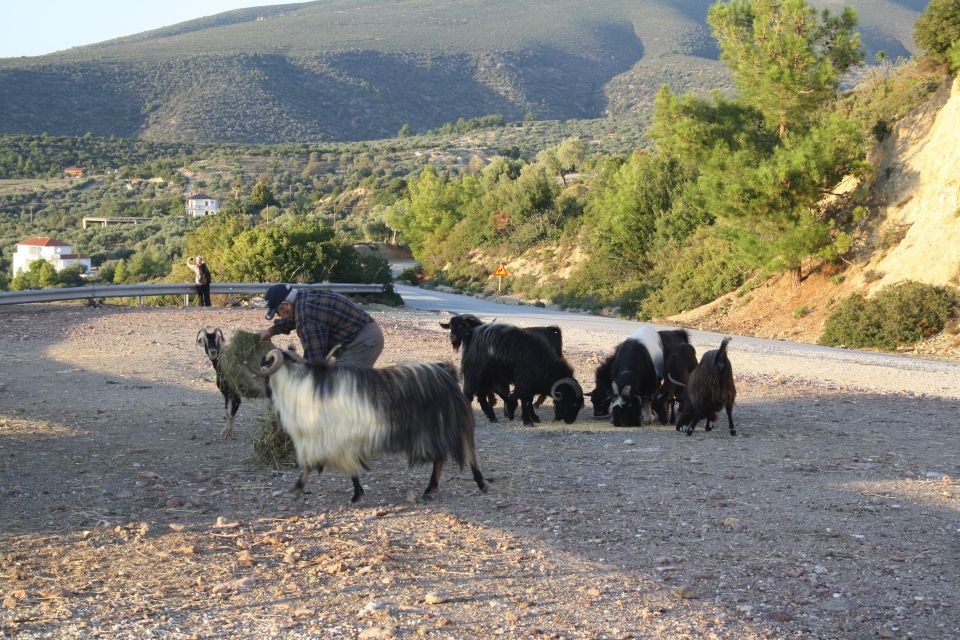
left=820, top=281, right=957, bottom=349
left=398, top=265, right=423, bottom=285
left=642, top=228, right=749, bottom=318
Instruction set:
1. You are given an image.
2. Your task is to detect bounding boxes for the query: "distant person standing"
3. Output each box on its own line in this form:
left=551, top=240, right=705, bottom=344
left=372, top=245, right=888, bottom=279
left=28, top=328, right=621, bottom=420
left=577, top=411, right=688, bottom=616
left=258, top=284, right=383, bottom=367
left=186, top=255, right=212, bottom=307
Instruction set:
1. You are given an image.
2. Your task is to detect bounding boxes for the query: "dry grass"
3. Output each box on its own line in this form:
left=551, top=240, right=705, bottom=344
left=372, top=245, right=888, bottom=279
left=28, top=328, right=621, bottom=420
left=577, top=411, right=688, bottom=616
left=217, top=330, right=272, bottom=399
left=250, top=410, right=296, bottom=469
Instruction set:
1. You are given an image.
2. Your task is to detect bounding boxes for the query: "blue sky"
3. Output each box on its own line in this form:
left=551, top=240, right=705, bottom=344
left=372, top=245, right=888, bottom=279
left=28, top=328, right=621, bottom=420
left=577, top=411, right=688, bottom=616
left=0, top=1, right=307, bottom=58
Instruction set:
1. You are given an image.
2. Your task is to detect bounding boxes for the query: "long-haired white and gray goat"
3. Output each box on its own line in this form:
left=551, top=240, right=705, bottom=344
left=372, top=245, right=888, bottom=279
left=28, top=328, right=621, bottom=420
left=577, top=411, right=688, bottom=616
left=250, top=348, right=488, bottom=503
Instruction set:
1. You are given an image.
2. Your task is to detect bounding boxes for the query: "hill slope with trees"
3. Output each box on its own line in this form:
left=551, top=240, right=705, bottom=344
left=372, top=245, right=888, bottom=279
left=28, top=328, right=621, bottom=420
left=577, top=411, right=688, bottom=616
left=0, top=0, right=922, bottom=143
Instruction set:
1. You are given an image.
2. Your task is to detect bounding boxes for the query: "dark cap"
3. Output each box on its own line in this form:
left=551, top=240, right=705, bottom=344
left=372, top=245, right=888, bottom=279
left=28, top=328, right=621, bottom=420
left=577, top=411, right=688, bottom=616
left=264, top=283, right=292, bottom=320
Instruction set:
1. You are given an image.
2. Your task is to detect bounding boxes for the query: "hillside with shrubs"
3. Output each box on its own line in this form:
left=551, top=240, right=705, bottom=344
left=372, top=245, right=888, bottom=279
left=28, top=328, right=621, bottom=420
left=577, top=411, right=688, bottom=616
left=0, top=0, right=920, bottom=143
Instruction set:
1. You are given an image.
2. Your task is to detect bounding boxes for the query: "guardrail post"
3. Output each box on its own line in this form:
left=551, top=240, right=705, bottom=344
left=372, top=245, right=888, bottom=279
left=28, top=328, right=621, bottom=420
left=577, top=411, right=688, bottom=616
left=139, top=296, right=144, bottom=306
left=184, top=294, right=189, bottom=306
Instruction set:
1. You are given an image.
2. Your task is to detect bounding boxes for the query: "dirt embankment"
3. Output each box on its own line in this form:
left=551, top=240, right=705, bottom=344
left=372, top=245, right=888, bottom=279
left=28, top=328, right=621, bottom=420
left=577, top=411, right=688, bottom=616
left=671, top=77, right=960, bottom=356
left=1, top=303, right=959, bottom=640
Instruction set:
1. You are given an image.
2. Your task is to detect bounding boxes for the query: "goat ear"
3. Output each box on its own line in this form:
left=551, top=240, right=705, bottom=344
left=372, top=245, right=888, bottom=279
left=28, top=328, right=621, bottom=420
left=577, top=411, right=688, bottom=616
left=214, top=329, right=225, bottom=348
left=439, top=320, right=451, bottom=328
left=196, top=329, right=206, bottom=348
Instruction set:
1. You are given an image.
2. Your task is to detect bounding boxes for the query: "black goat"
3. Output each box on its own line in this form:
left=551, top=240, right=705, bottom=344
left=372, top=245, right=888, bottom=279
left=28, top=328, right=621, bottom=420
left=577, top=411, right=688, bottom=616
left=440, top=314, right=563, bottom=420
left=652, top=342, right=698, bottom=425
left=461, top=323, right=583, bottom=426
left=252, top=349, right=487, bottom=503
left=587, top=354, right=615, bottom=418
left=196, top=327, right=242, bottom=439
left=675, top=338, right=737, bottom=436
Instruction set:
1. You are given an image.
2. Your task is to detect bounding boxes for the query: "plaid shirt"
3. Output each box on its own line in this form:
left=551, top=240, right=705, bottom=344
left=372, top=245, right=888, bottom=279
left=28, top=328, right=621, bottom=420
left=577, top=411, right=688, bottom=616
left=269, top=290, right=373, bottom=364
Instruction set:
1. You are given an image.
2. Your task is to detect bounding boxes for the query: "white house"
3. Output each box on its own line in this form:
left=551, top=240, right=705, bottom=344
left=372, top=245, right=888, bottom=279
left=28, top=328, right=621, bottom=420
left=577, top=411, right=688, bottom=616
left=12, top=237, right=91, bottom=275
left=185, top=192, right=220, bottom=217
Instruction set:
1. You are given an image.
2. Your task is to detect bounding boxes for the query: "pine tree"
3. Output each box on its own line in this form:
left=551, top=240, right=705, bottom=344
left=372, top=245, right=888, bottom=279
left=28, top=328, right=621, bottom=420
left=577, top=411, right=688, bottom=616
left=708, top=0, right=863, bottom=137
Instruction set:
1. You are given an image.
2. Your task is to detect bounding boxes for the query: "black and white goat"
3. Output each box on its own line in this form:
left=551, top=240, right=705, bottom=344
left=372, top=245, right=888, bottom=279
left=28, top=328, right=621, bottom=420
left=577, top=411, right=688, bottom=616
left=461, top=323, right=583, bottom=427
left=652, top=342, right=698, bottom=425
left=607, top=327, right=663, bottom=427
left=675, top=338, right=737, bottom=436
left=196, top=327, right=241, bottom=439
left=252, top=349, right=487, bottom=503
left=589, top=328, right=693, bottom=424
left=440, top=314, right=563, bottom=419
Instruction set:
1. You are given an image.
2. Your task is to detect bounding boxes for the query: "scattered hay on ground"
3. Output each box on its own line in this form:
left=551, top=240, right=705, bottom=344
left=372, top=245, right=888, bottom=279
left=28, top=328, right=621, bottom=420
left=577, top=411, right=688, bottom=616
left=251, top=410, right=296, bottom=468
left=217, top=330, right=273, bottom=399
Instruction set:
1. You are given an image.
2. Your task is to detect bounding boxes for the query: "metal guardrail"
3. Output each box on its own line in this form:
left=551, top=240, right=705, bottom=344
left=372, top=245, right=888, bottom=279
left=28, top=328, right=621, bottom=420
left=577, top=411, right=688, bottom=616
left=0, top=282, right=385, bottom=306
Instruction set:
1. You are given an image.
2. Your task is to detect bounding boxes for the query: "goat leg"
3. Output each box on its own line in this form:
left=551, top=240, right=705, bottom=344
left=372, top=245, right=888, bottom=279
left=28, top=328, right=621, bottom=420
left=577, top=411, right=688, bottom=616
left=519, top=398, right=537, bottom=427
left=291, top=465, right=315, bottom=497
left=504, top=394, right=518, bottom=420
left=477, top=393, right=498, bottom=423
left=685, top=419, right=699, bottom=436
left=423, top=457, right=445, bottom=499
left=350, top=476, right=364, bottom=503
left=725, top=404, right=736, bottom=436
left=220, top=393, right=241, bottom=440
left=471, top=461, right=488, bottom=493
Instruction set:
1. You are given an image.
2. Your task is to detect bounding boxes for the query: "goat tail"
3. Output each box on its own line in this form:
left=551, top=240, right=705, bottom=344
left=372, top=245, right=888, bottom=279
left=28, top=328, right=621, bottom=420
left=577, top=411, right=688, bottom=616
left=715, top=337, right=732, bottom=368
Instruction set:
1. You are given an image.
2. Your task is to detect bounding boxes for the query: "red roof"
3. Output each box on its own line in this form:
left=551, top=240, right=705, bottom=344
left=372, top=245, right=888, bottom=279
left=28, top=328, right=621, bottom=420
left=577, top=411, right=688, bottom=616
left=17, top=237, right=72, bottom=247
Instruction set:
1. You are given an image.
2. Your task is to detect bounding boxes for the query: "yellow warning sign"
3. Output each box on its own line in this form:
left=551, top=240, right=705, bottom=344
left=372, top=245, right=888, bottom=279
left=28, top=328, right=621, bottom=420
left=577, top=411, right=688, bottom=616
left=493, top=263, right=510, bottom=277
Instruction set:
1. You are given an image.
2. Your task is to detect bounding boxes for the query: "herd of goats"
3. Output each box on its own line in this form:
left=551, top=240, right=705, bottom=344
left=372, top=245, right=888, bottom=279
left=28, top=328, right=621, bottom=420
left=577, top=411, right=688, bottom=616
left=195, top=314, right=736, bottom=503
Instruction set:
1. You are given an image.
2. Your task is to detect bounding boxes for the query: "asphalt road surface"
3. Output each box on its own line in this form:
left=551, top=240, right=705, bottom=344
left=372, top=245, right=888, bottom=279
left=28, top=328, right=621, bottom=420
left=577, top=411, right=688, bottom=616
left=395, top=284, right=960, bottom=398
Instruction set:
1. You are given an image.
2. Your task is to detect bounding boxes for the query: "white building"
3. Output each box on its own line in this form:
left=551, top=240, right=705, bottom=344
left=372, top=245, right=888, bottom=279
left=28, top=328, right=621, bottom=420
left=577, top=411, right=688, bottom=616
left=185, top=192, right=220, bottom=217
left=12, top=237, right=91, bottom=275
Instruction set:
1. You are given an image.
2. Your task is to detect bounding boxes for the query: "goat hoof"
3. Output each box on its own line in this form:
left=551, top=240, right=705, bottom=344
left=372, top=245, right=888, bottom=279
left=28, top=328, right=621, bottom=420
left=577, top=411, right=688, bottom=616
left=350, top=493, right=364, bottom=503
left=422, top=491, right=436, bottom=501
left=729, top=430, right=737, bottom=436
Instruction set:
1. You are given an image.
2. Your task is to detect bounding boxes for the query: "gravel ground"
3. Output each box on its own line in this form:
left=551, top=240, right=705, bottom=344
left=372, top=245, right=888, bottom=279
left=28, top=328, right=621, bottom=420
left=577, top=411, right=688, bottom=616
left=1, top=302, right=958, bottom=640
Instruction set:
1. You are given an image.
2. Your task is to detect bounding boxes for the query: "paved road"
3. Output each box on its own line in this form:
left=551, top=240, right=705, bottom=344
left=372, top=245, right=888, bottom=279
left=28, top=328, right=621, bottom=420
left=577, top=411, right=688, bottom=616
left=396, top=284, right=960, bottom=398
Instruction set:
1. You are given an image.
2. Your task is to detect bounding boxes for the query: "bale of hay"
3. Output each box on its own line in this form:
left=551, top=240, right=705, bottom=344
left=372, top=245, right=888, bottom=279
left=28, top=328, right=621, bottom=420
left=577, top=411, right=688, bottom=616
left=217, top=330, right=273, bottom=399
left=251, top=411, right=296, bottom=468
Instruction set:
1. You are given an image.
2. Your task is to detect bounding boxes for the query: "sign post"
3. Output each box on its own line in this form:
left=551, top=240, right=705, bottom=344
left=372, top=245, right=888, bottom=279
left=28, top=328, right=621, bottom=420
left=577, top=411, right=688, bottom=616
left=492, top=262, right=510, bottom=294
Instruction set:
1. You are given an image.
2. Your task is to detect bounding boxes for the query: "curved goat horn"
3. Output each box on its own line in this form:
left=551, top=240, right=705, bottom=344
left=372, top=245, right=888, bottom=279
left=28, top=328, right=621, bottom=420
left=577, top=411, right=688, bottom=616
left=324, top=344, right=342, bottom=363
left=550, top=376, right=583, bottom=400
left=667, top=372, right=686, bottom=387
left=247, top=349, right=285, bottom=377
left=283, top=349, right=306, bottom=364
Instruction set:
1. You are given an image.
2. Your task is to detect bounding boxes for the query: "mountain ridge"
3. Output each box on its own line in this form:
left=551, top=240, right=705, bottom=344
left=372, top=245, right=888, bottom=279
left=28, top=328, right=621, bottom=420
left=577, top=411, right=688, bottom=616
left=0, top=0, right=922, bottom=143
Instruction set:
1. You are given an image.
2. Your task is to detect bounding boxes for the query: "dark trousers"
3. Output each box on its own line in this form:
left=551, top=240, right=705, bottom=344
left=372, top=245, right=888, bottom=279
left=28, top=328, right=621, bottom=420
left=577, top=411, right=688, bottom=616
left=335, top=322, right=384, bottom=367
left=196, top=283, right=212, bottom=307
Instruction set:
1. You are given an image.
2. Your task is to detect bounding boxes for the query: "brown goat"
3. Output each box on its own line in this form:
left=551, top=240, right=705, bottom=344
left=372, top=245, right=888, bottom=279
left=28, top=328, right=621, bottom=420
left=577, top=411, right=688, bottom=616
left=675, top=338, right=736, bottom=436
